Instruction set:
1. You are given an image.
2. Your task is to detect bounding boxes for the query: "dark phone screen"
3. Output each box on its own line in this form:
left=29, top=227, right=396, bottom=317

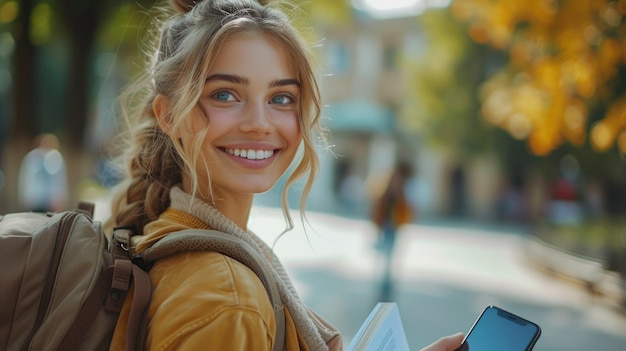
left=458, top=306, right=540, bottom=351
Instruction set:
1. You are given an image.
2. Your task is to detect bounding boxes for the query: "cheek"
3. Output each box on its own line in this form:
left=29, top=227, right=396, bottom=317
left=282, top=112, right=302, bottom=141
left=295, top=118, right=304, bottom=145
left=190, top=105, right=209, bottom=133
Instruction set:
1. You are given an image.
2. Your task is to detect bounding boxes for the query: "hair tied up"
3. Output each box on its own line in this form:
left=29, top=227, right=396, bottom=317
left=170, top=0, right=200, bottom=13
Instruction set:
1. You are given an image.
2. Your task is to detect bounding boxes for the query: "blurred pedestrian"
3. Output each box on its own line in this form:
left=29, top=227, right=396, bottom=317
left=548, top=175, right=582, bottom=225
left=18, top=133, right=68, bottom=212
left=371, top=161, right=415, bottom=301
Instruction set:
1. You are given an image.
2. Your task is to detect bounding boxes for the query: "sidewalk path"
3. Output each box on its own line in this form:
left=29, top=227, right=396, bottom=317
left=249, top=207, right=626, bottom=351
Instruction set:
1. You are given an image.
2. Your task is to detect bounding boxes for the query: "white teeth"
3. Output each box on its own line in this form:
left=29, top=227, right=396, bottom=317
left=226, top=148, right=274, bottom=160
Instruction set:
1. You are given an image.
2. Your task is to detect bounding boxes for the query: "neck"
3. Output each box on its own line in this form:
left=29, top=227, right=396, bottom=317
left=180, top=179, right=254, bottom=231
left=212, top=194, right=253, bottom=231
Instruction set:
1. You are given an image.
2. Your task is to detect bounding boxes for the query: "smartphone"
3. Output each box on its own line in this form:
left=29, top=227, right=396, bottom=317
left=456, top=305, right=541, bottom=351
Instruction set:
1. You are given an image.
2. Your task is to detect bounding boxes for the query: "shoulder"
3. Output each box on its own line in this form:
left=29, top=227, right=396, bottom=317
left=151, top=250, right=273, bottom=312
left=145, top=251, right=277, bottom=349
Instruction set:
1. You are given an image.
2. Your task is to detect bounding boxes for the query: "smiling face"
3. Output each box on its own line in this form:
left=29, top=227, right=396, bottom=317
left=180, top=31, right=302, bottom=207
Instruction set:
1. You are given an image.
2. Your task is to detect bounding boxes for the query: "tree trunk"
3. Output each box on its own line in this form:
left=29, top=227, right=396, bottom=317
left=2, top=0, right=38, bottom=213
left=59, top=1, right=104, bottom=207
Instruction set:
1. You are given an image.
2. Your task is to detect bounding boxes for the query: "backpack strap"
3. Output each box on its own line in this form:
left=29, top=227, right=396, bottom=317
left=112, top=228, right=152, bottom=351
left=139, top=229, right=286, bottom=351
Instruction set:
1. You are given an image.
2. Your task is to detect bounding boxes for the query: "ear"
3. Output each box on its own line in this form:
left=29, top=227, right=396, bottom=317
left=153, top=94, right=173, bottom=134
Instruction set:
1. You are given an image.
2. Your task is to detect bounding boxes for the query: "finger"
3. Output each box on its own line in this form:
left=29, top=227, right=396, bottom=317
left=421, top=332, right=465, bottom=351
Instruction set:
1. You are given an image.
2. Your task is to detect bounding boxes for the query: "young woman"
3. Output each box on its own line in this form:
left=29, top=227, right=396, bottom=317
left=107, top=0, right=463, bottom=349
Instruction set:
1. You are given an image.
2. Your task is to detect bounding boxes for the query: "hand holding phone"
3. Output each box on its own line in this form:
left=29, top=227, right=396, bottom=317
left=456, top=306, right=541, bottom=351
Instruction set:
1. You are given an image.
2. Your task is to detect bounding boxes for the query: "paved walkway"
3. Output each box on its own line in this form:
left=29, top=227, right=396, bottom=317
left=249, top=207, right=626, bottom=351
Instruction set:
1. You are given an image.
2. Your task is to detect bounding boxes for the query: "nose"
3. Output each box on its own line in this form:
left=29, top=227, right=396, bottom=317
left=240, top=99, right=273, bottom=134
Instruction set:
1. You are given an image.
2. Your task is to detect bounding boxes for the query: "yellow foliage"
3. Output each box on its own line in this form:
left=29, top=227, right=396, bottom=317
left=591, top=121, right=615, bottom=151
left=453, top=0, right=626, bottom=154
left=618, top=131, right=626, bottom=153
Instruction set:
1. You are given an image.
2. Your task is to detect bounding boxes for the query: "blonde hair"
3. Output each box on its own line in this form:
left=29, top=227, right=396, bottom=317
left=108, top=0, right=324, bottom=234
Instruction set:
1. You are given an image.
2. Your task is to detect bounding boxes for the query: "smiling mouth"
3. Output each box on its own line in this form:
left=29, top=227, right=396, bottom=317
left=223, top=147, right=275, bottom=160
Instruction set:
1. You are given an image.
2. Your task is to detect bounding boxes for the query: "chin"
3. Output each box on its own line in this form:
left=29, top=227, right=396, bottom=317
left=241, top=183, right=276, bottom=195
left=224, top=174, right=285, bottom=195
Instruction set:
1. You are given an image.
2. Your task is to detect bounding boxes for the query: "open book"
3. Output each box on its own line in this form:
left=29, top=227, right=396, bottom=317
left=347, top=302, right=410, bottom=351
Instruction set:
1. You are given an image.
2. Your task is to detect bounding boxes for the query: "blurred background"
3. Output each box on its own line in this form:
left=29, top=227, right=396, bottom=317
left=1, top=0, right=626, bottom=349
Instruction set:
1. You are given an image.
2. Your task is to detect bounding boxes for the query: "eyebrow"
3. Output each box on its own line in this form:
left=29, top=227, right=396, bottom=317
left=205, top=74, right=300, bottom=88
left=270, top=78, right=300, bottom=88
left=206, top=74, right=248, bottom=85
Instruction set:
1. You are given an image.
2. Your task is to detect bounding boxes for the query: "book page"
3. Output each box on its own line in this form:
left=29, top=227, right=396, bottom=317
left=347, top=302, right=410, bottom=351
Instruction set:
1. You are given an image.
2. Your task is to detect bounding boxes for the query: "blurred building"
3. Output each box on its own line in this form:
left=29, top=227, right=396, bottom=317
left=277, top=1, right=505, bottom=222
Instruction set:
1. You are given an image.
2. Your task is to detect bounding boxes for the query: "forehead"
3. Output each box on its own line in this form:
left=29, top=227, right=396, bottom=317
left=209, top=31, right=296, bottom=80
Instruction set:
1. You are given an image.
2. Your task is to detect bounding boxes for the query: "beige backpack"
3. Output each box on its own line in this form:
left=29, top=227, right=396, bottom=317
left=0, top=204, right=285, bottom=351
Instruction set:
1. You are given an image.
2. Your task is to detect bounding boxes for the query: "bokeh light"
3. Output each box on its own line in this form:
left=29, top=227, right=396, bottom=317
left=0, top=1, right=18, bottom=24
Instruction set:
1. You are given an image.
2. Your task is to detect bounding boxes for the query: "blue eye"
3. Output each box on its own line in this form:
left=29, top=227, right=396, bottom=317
left=271, top=94, right=294, bottom=105
left=213, top=91, right=236, bottom=102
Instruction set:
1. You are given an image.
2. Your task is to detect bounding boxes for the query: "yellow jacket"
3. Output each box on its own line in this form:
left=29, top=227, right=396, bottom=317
left=109, top=208, right=338, bottom=350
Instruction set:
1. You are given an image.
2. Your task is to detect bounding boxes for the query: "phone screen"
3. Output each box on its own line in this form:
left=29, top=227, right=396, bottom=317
left=457, top=306, right=541, bottom=351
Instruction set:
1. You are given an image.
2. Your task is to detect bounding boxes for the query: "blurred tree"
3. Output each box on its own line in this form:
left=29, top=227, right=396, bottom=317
left=1, top=0, right=42, bottom=212
left=54, top=0, right=155, bottom=148
left=53, top=0, right=109, bottom=148
left=2, top=0, right=156, bottom=143
left=288, top=0, right=353, bottom=39
left=400, top=8, right=507, bottom=161
left=9, top=0, right=37, bottom=141
left=291, top=0, right=353, bottom=26
left=451, top=0, right=626, bottom=157
left=0, top=0, right=155, bottom=211
left=399, top=2, right=626, bottom=202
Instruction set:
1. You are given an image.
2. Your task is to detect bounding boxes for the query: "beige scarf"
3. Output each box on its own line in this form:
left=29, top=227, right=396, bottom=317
left=168, top=186, right=342, bottom=351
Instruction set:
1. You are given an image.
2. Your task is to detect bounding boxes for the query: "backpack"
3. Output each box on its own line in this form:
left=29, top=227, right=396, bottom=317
left=0, top=204, right=285, bottom=351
